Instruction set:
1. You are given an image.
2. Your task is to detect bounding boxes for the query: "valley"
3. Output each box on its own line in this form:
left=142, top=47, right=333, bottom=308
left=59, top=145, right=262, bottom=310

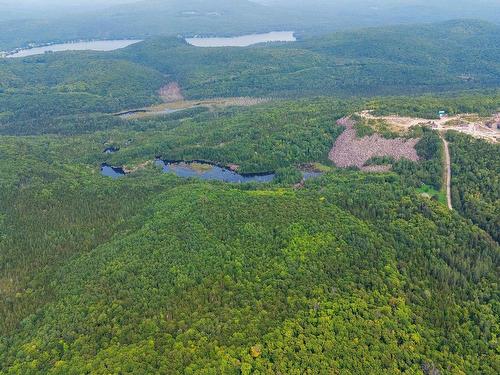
left=0, top=9, right=498, bottom=374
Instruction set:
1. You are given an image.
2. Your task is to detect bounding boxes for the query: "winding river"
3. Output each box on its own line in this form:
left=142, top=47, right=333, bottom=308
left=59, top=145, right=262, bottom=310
left=101, top=159, right=324, bottom=183
left=155, top=160, right=275, bottom=183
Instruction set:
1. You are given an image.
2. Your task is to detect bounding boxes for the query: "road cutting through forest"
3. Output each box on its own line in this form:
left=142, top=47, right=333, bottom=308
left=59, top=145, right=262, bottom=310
left=355, top=111, right=500, bottom=210
left=440, top=134, right=453, bottom=210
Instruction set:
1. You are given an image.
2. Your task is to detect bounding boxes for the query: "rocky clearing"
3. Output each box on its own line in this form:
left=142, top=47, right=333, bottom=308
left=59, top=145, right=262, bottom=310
left=329, top=117, right=420, bottom=171
left=358, top=111, right=499, bottom=143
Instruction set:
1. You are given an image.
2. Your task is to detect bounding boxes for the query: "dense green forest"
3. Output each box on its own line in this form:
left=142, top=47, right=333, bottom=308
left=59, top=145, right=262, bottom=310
left=1, top=20, right=499, bottom=125
left=1, top=16, right=499, bottom=374
left=446, top=132, right=500, bottom=242
left=120, top=20, right=500, bottom=99
left=2, top=0, right=500, bottom=51
left=1, top=90, right=499, bottom=373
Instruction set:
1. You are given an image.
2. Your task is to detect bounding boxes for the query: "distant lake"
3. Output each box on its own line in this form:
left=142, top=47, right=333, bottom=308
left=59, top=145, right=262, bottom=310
left=6, top=40, right=142, bottom=58
left=185, top=31, right=296, bottom=47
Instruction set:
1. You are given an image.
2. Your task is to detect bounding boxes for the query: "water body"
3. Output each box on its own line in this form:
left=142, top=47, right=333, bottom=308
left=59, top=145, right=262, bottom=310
left=100, top=159, right=323, bottom=183
left=302, top=171, right=324, bottom=180
left=104, top=147, right=120, bottom=154
left=155, top=160, right=275, bottom=183
left=6, top=40, right=142, bottom=58
left=185, top=31, right=296, bottom=47
left=115, top=108, right=181, bottom=119
left=101, top=164, right=126, bottom=179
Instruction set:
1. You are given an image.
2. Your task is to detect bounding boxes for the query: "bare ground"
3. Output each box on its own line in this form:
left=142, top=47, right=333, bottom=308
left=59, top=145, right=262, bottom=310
left=358, top=111, right=499, bottom=143
left=159, top=82, right=184, bottom=102
left=329, top=117, right=420, bottom=171
left=440, top=134, right=453, bottom=210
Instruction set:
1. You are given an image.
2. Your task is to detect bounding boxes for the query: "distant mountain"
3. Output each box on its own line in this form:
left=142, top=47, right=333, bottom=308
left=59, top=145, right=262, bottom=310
left=1, top=19, right=499, bottom=125
left=2, top=0, right=500, bottom=51
left=0, top=0, right=138, bottom=22
left=254, top=0, right=500, bottom=29
left=0, top=0, right=295, bottom=50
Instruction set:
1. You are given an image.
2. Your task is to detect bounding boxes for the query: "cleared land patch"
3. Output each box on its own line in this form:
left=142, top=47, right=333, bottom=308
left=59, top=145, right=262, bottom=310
left=329, top=117, right=420, bottom=171
left=118, top=97, right=270, bottom=119
left=358, top=111, right=499, bottom=143
left=159, top=82, right=184, bottom=102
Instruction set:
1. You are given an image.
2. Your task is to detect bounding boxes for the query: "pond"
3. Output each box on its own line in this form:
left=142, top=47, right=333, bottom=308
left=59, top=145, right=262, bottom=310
left=104, top=146, right=120, bottom=154
left=155, top=160, right=275, bottom=183
left=185, top=31, right=296, bottom=47
left=100, top=159, right=324, bottom=183
left=302, top=171, right=324, bottom=181
left=101, top=164, right=126, bottom=179
left=6, top=39, right=142, bottom=58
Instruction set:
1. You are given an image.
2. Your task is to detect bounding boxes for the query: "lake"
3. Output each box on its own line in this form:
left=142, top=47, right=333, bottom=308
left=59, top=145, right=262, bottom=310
left=185, top=31, right=296, bottom=47
left=6, top=39, right=142, bottom=58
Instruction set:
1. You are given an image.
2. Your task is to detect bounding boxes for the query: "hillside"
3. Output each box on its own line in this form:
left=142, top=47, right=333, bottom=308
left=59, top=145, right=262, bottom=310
left=1, top=20, right=499, bottom=125
left=1, top=135, right=498, bottom=374
left=122, top=20, right=499, bottom=99
left=0, top=0, right=294, bottom=51
left=1, top=88, right=499, bottom=373
left=0, top=13, right=499, bottom=375
left=2, top=0, right=500, bottom=50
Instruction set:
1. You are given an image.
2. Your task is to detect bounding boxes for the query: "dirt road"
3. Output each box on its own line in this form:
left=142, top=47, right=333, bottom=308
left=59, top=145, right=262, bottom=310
left=440, top=134, right=453, bottom=210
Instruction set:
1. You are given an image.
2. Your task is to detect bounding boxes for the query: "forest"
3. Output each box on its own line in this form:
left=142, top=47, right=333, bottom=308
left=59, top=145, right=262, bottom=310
left=1, top=89, right=499, bottom=374
left=446, top=132, right=499, bottom=241
left=1, top=0, right=500, bottom=51
left=1, top=19, right=499, bottom=125
left=0, top=16, right=499, bottom=375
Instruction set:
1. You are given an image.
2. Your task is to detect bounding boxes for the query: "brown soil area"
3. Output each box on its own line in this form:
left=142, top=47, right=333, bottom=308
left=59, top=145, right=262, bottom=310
left=358, top=111, right=499, bottom=143
left=159, top=82, right=184, bottom=102
left=329, top=117, right=420, bottom=171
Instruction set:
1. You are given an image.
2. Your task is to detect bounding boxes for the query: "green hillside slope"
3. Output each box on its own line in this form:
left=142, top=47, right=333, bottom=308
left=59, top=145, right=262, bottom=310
left=1, top=20, right=499, bottom=125
left=0, top=15, right=499, bottom=375
left=0, top=94, right=498, bottom=374
left=0, top=159, right=498, bottom=374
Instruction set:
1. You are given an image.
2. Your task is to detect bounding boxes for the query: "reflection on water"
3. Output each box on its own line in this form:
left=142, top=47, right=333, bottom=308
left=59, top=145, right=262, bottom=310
left=101, top=164, right=126, bottom=179
left=155, top=160, right=275, bottom=183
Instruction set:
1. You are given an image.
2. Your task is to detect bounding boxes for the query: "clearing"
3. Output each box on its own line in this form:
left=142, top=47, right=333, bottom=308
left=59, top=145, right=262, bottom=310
left=358, top=111, right=499, bottom=143
left=159, top=82, right=184, bottom=102
left=329, top=117, right=420, bottom=171
left=118, top=82, right=270, bottom=119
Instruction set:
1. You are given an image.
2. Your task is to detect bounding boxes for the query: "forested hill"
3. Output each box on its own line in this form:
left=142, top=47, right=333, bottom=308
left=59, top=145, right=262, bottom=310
left=1, top=1, right=499, bottom=373
left=2, top=0, right=500, bottom=51
left=0, top=0, right=295, bottom=51
left=0, top=137, right=498, bottom=373
left=1, top=20, right=499, bottom=124
left=120, top=19, right=500, bottom=99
